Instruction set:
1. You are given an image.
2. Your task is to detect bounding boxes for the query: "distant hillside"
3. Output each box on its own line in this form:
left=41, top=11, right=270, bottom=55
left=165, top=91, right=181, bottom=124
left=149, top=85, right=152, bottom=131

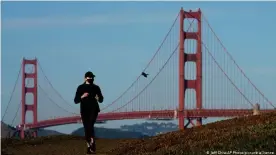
left=72, top=122, right=178, bottom=139
left=37, top=129, right=64, bottom=137
left=120, top=122, right=178, bottom=136
left=72, top=127, right=149, bottom=139
left=1, top=121, right=64, bottom=138
left=1, top=122, right=15, bottom=138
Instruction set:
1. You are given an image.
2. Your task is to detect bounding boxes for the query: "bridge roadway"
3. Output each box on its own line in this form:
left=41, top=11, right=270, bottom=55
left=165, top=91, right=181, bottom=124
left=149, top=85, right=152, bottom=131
left=20, top=109, right=275, bottom=129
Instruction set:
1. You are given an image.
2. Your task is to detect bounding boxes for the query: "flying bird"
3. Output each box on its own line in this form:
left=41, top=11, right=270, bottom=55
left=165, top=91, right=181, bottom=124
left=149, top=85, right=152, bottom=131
left=141, top=72, right=149, bottom=78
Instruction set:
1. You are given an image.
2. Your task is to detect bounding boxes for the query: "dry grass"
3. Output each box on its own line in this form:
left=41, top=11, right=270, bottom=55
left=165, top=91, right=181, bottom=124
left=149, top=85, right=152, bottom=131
left=109, top=112, right=276, bottom=155
left=2, top=112, right=276, bottom=155
left=1, top=136, right=136, bottom=155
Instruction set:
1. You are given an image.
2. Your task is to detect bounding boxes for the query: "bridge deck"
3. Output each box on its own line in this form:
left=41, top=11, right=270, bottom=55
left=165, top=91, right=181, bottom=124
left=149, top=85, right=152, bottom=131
left=19, top=109, right=276, bottom=129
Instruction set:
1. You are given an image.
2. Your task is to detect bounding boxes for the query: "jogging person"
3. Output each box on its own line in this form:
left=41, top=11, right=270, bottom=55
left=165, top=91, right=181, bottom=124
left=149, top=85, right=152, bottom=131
left=74, top=71, right=104, bottom=154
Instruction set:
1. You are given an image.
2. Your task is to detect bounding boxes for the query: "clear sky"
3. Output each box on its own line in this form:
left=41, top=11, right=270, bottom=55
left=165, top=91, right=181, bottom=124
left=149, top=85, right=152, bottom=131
left=1, top=1, right=276, bottom=133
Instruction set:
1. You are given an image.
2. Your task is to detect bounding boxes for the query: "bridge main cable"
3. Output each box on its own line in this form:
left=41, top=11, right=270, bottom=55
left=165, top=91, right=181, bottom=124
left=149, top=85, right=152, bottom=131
left=38, top=84, right=78, bottom=115
left=109, top=18, right=197, bottom=113
left=101, top=12, right=180, bottom=111
left=1, top=64, right=22, bottom=121
left=201, top=13, right=275, bottom=108
left=37, top=61, right=79, bottom=111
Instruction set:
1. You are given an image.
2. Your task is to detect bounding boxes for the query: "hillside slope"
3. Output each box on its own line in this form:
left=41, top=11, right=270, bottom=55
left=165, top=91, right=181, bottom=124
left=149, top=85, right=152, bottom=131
left=2, top=112, right=276, bottom=155
left=109, top=112, right=276, bottom=155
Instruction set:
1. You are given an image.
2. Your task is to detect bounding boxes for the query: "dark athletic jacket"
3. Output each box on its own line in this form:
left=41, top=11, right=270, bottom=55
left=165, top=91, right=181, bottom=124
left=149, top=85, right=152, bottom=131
left=74, top=83, right=104, bottom=113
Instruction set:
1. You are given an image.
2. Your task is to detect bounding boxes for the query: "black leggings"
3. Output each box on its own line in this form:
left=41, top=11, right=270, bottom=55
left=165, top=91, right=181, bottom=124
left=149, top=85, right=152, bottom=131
left=81, top=111, right=98, bottom=144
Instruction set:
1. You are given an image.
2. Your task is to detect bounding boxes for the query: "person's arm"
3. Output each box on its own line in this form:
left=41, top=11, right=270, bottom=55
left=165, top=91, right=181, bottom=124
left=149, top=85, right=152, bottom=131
left=74, top=85, right=82, bottom=104
left=96, top=85, right=104, bottom=103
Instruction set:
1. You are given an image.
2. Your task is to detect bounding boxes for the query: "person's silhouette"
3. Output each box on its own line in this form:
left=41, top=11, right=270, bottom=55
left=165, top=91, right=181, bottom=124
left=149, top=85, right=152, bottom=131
left=74, top=71, right=104, bottom=154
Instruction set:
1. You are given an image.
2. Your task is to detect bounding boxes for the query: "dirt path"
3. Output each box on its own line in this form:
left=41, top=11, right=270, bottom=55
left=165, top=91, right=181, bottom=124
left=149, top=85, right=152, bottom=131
left=2, top=137, right=134, bottom=155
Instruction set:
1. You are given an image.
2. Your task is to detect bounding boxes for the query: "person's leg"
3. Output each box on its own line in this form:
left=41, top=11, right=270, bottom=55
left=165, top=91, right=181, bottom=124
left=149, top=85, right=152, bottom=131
left=82, top=111, right=97, bottom=154
left=90, top=111, right=99, bottom=152
left=91, top=112, right=98, bottom=138
left=81, top=112, right=92, bottom=148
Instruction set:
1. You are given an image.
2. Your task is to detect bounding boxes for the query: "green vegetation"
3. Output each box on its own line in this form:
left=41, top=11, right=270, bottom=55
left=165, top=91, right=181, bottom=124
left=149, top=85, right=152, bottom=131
left=2, top=112, right=276, bottom=155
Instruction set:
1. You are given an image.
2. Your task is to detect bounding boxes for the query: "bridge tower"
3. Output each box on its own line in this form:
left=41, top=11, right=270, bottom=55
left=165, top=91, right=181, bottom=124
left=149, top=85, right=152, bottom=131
left=179, top=8, right=202, bottom=130
left=20, top=58, right=38, bottom=139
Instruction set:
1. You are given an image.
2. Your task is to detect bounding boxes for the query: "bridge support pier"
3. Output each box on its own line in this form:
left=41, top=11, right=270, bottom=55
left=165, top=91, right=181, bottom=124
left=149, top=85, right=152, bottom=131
left=253, top=103, right=260, bottom=115
left=178, top=8, right=203, bottom=130
left=196, top=118, right=202, bottom=126
left=184, top=117, right=203, bottom=128
left=17, top=128, right=37, bottom=139
left=20, top=128, right=25, bottom=139
left=20, top=58, right=38, bottom=139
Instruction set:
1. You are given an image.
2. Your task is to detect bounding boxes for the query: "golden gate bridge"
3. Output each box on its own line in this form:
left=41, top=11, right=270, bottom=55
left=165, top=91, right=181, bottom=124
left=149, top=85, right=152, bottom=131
left=2, top=8, right=275, bottom=139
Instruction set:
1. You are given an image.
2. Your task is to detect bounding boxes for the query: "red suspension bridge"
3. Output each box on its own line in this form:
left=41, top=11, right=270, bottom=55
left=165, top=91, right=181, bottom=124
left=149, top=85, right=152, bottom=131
left=2, top=8, right=276, bottom=139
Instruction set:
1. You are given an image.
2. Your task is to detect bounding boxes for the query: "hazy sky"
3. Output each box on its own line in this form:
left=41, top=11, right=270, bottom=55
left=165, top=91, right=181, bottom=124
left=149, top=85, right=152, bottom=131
left=1, top=1, right=276, bottom=133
